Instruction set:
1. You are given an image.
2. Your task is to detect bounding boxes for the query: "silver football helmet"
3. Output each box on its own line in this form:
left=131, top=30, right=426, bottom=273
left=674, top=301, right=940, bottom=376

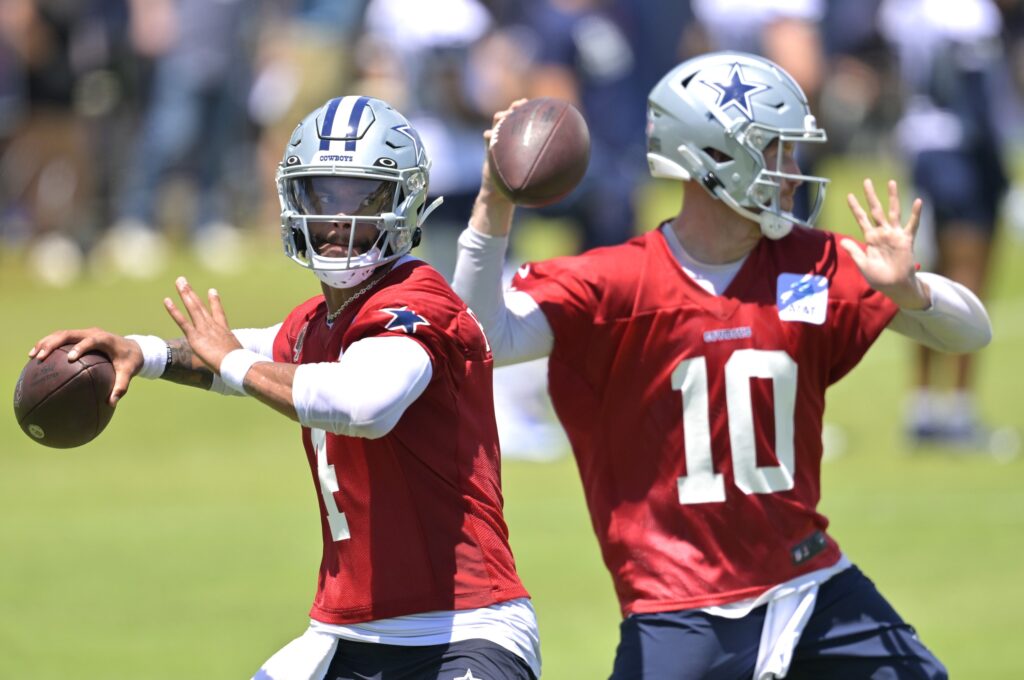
left=647, top=51, right=828, bottom=239
left=277, top=96, right=443, bottom=288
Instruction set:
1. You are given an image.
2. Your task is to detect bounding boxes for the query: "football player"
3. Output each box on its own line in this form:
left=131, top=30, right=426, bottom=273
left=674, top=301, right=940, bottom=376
left=453, top=52, right=991, bottom=678
left=31, top=97, right=540, bottom=680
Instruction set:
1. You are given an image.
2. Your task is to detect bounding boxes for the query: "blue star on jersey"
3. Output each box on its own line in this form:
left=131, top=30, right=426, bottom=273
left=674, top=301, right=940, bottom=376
left=381, top=306, right=430, bottom=334
left=703, top=64, right=767, bottom=119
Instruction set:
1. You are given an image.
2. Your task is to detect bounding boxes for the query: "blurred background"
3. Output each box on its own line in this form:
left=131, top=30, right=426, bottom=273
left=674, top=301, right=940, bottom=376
left=2, top=0, right=1024, bottom=677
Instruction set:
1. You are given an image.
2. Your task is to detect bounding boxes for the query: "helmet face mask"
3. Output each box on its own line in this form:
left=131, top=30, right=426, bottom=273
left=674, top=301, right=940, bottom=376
left=647, top=52, right=829, bottom=239
left=277, top=97, right=442, bottom=288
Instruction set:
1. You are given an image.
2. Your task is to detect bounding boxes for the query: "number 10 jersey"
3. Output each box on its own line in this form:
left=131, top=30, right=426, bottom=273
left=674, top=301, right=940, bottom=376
left=510, top=225, right=898, bottom=617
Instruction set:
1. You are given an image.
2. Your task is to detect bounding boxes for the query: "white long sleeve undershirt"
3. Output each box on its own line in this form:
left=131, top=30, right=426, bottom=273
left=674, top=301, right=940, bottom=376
left=452, top=225, right=993, bottom=364
left=291, top=336, right=432, bottom=438
left=212, top=324, right=433, bottom=438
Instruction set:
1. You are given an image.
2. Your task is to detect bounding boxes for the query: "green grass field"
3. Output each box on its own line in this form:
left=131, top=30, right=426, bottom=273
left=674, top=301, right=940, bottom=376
left=2, top=158, right=1023, bottom=678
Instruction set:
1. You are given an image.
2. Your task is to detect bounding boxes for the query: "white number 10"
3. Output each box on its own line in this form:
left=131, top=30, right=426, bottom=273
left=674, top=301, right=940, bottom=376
left=672, top=349, right=797, bottom=505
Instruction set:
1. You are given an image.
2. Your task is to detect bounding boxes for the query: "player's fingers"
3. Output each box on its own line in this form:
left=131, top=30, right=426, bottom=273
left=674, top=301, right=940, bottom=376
left=65, top=336, right=100, bottom=362
left=31, top=328, right=107, bottom=360
left=845, top=193, right=871, bottom=235
left=208, top=288, right=230, bottom=327
left=887, top=179, right=901, bottom=226
left=109, top=370, right=131, bottom=406
left=30, top=330, right=77, bottom=358
left=164, top=297, right=193, bottom=333
left=174, top=276, right=208, bottom=322
left=863, top=179, right=886, bottom=227
left=491, top=99, right=528, bottom=126
left=906, top=198, right=923, bottom=238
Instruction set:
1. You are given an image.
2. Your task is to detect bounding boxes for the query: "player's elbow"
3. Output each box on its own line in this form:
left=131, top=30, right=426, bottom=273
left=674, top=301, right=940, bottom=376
left=959, top=323, right=992, bottom=354
left=334, top=407, right=403, bottom=439
left=925, top=322, right=992, bottom=354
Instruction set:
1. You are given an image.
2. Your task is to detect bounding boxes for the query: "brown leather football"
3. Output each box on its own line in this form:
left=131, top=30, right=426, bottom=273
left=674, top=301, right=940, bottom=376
left=487, top=97, right=591, bottom=208
left=13, top=344, right=116, bottom=448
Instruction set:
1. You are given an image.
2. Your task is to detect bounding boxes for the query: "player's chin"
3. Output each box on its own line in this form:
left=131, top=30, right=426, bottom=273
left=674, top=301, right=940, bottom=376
left=776, top=196, right=795, bottom=213
left=317, top=244, right=371, bottom=259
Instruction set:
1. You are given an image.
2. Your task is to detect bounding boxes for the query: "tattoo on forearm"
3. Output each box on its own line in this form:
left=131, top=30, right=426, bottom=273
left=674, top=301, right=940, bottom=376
left=160, top=338, right=214, bottom=389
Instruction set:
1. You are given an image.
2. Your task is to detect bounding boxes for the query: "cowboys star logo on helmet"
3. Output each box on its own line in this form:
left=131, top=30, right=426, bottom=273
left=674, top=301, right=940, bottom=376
left=646, top=51, right=829, bottom=241
left=390, top=123, right=426, bottom=166
left=702, top=63, right=767, bottom=120
left=276, top=96, right=444, bottom=289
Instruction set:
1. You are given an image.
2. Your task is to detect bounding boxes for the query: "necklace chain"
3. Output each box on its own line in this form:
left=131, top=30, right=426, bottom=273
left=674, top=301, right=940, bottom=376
left=326, top=275, right=382, bottom=325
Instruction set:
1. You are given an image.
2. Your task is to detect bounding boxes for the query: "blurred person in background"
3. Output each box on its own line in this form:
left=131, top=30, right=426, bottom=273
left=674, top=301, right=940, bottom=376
left=880, top=0, right=1017, bottom=447
left=248, top=0, right=370, bottom=229
left=455, top=52, right=991, bottom=678
left=814, top=0, right=895, bottom=157
left=0, top=0, right=124, bottom=286
left=30, top=95, right=541, bottom=680
left=95, top=0, right=260, bottom=278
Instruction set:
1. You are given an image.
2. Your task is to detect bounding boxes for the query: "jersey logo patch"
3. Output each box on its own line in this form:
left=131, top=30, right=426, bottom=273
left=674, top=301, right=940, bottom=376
left=703, top=326, right=752, bottom=343
left=777, top=273, right=829, bottom=325
left=293, top=322, right=309, bottom=363
left=381, top=306, right=430, bottom=334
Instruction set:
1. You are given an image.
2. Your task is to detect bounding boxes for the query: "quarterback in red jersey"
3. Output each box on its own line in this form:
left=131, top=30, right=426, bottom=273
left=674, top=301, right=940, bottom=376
left=454, top=52, right=991, bottom=679
left=31, top=97, right=539, bottom=680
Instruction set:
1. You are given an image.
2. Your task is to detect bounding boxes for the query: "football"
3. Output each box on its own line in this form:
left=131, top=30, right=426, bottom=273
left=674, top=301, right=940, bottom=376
left=488, top=97, right=591, bottom=208
left=13, top=344, right=116, bottom=448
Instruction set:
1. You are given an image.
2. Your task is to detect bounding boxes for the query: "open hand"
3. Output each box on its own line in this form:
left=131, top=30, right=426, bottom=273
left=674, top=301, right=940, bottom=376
left=163, top=276, right=242, bottom=372
left=841, top=179, right=930, bottom=310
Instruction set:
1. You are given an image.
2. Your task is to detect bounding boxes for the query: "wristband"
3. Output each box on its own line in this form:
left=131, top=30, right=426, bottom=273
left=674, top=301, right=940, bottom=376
left=126, top=334, right=169, bottom=379
left=219, top=349, right=270, bottom=395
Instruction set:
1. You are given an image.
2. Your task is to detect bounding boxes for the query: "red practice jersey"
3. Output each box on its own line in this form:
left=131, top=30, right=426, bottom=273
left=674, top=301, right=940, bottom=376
left=510, top=226, right=898, bottom=617
left=273, top=260, right=528, bottom=625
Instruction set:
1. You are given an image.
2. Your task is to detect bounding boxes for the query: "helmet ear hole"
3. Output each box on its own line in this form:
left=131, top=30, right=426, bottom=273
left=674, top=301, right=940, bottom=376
left=293, top=228, right=307, bottom=257
left=703, top=148, right=732, bottom=163
left=411, top=227, right=422, bottom=248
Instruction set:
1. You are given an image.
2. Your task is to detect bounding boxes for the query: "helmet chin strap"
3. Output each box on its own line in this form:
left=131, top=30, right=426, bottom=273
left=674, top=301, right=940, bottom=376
left=316, top=267, right=375, bottom=289
left=758, top=211, right=794, bottom=240
left=314, top=246, right=383, bottom=289
left=421, top=196, right=444, bottom=224
left=710, top=183, right=794, bottom=240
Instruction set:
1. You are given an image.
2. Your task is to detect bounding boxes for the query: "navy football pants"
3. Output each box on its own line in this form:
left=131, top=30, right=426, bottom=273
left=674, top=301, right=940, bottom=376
left=610, top=566, right=947, bottom=680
